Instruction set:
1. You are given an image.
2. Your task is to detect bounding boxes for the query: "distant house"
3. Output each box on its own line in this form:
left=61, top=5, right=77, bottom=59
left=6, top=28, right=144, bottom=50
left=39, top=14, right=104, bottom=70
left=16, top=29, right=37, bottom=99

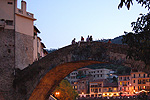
left=66, top=68, right=111, bottom=84
left=89, top=79, right=118, bottom=98
left=33, top=26, right=47, bottom=61
left=118, top=71, right=150, bottom=96
left=66, top=68, right=118, bottom=98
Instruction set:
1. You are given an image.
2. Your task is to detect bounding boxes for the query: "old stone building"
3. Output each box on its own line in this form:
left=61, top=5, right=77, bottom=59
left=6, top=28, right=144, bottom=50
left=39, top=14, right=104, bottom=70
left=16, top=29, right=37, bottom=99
left=0, top=0, right=47, bottom=99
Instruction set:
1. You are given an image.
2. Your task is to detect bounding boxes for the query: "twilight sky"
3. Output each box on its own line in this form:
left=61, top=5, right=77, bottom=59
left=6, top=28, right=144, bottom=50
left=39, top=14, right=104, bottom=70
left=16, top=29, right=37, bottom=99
left=17, top=0, right=148, bottom=49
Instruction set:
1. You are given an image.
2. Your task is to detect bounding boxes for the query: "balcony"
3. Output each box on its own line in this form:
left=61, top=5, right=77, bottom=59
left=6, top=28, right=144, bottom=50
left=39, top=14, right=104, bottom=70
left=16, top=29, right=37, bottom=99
left=17, top=8, right=34, bottom=19
left=26, top=12, right=33, bottom=18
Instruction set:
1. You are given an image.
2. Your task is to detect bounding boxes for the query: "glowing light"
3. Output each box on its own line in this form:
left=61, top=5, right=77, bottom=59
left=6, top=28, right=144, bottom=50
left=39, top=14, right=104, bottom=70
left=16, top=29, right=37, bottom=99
left=55, top=92, right=60, bottom=96
left=116, top=93, right=119, bottom=96
left=82, top=92, right=84, bottom=95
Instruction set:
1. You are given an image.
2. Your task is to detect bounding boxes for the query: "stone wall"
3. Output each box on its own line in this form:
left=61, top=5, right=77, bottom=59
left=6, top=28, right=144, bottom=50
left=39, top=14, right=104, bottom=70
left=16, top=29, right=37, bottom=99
left=0, top=29, right=15, bottom=100
left=0, top=29, right=34, bottom=100
left=15, top=32, right=33, bottom=70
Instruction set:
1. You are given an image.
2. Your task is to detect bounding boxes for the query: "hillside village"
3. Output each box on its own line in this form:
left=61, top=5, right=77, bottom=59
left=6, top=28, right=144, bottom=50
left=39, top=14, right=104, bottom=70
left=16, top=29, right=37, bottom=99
left=66, top=67, right=150, bottom=99
left=0, top=0, right=150, bottom=100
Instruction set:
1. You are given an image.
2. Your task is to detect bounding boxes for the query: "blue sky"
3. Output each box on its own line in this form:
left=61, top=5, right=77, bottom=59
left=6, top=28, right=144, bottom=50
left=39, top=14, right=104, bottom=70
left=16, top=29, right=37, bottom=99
left=17, top=0, right=148, bottom=49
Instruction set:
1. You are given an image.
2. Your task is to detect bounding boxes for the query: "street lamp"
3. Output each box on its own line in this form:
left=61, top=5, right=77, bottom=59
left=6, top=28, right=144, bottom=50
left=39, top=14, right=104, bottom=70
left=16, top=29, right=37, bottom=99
left=55, top=92, right=60, bottom=97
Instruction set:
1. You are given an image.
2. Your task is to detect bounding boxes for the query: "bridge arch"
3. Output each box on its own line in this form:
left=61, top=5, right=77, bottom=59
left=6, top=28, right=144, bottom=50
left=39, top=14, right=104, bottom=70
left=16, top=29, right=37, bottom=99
left=29, top=60, right=104, bottom=100
left=14, top=42, right=146, bottom=100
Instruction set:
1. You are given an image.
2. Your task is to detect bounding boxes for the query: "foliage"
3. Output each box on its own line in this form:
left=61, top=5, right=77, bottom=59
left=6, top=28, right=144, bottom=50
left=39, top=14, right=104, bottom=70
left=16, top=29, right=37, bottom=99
left=112, top=76, right=118, bottom=83
left=116, top=65, right=131, bottom=75
left=76, top=70, right=86, bottom=79
left=122, top=13, right=150, bottom=65
left=53, top=79, right=78, bottom=100
left=118, top=0, right=150, bottom=66
left=118, top=0, right=150, bottom=10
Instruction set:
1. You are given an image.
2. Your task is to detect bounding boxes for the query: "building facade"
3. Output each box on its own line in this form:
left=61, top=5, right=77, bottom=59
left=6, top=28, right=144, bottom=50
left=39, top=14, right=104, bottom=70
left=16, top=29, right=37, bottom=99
left=67, top=68, right=111, bottom=84
left=118, top=71, right=150, bottom=96
left=0, top=1, right=47, bottom=99
left=90, top=79, right=119, bottom=98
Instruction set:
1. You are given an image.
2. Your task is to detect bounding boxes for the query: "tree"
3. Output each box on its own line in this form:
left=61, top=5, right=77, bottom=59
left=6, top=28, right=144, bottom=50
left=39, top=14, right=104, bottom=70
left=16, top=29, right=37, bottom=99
left=118, top=0, right=150, bottom=10
left=76, top=70, right=86, bottom=79
left=118, top=0, right=150, bottom=68
left=53, top=79, right=78, bottom=100
left=122, top=13, right=150, bottom=66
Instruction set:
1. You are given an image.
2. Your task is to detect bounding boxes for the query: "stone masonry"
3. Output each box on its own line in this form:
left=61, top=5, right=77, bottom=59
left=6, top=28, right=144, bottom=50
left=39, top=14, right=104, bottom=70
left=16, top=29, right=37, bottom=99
left=13, top=42, right=147, bottom=100
left=0, top=29, right=34, bottom=100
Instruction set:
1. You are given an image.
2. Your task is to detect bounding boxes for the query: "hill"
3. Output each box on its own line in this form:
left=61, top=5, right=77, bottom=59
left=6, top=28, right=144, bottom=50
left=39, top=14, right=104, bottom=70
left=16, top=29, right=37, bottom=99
left=98, top=35, right=123, bottom=44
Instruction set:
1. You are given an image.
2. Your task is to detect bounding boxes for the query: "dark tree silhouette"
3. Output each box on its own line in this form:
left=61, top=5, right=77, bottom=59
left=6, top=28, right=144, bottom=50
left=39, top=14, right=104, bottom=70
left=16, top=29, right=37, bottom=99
left=122, top=13, right=150, bottom=66
left=118, top=0, right=150, bottom=10
left=118, top=0, right=150, bottom=67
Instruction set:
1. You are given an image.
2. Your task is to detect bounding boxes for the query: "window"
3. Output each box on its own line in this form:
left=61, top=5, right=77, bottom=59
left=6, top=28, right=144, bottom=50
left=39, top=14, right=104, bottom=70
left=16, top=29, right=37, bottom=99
left=143, top=79, right=146, bottom=84
left=139, top=74, right=140, bottom=77
left=99, top=88, right=101, bottom=92
left=133, top=80, right=135, bottom=83
left=124, top=77, right=126, bottom=81
left=74, top=86, right=77, bottom=89
left=143, top=74, right=145, bottom=78
left=97, top=71, right=99, bottom=73
left=138, top=80, right=141, bottom=84
left=120, top=87, right=122, bottom=91
left=134, top=74, right=135, bottom=78
left=6, top=20, right=13, bottom=25
left=8, top=49, right=11, bottom=53
left=91, top=89, right=94, bottom=92
left=134, top=86, right=135, bottom=90
left=101, top=74, right=102, bottom=77
left=138, top=86, right=140, bottom=90
left=120, top=82, right=122, bottom=85
left=124, top=87, right=126, bottom=91
left=120, top=77, right=122, bottom=80
left=8, top=2, right=13, bottom=4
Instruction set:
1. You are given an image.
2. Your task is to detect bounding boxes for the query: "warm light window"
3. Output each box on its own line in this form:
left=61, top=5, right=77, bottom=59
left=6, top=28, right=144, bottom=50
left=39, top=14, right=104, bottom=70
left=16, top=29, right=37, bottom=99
left=120, top=82, right=122, bottom=85
left=114, top=88, right=116, bottom=91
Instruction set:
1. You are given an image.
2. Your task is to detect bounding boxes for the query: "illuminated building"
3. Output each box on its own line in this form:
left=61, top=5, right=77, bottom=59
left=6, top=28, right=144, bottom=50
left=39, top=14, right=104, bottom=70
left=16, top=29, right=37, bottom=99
left=89, top=79, right=119, bottom=97
left=118, top=71, right=150, bottom=96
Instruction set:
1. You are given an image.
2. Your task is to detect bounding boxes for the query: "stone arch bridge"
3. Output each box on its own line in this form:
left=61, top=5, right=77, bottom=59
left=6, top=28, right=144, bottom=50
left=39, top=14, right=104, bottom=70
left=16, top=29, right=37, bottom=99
left=14, top=42, right=146, bottom=100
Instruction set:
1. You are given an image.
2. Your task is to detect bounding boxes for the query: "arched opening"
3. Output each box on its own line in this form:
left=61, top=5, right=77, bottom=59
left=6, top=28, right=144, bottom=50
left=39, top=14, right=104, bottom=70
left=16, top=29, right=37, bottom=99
left=29, top=60, right=104, bottom=100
